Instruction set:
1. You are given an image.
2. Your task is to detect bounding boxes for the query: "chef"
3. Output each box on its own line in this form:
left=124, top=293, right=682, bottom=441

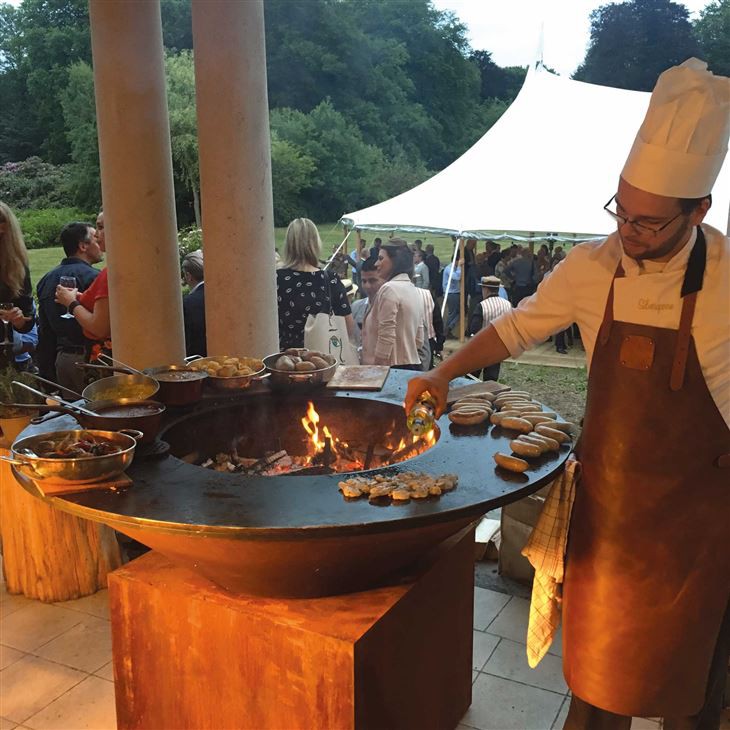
left=405, top=58, right=729, bottom=730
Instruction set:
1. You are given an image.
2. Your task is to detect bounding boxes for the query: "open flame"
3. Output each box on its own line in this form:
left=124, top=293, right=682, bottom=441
left=297, top=400, right=435, bottom=472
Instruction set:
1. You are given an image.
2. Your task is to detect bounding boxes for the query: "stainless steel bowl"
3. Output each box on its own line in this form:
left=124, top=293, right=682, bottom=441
left=1, top=429, right=141, bottom=485
left=82, top=373, right=160, bottom=403
left=188, top=356, right=266, bottom=391
left=263, top=352, right=338, bottom=388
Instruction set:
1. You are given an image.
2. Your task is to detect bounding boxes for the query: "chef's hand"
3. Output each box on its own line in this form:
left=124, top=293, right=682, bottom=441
left=405, top=370, right=450, bottom=417
left=55, top=286, right=79, bottom=307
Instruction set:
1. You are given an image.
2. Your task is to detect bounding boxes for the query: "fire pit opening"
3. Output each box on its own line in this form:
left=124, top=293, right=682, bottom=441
left=163, top=394, right=439, bottom=476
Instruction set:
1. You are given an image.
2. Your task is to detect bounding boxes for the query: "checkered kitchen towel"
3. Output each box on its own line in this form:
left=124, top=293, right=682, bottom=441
left=521, top=457, right=580, bottom=668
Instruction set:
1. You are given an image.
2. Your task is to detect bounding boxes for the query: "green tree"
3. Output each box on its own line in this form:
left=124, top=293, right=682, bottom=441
left=271, top=101, right=387, bottom=221
left=694, top=0, right=730, bottom=76
left=270, top=133, right=315, bottom=226
left=6, top=0, right=91, bottom=162
left=574, top=0, right=700, bottom=91
left=60, top=61, right=100, bottom=210
left=165, top=50, right=201, bottom=226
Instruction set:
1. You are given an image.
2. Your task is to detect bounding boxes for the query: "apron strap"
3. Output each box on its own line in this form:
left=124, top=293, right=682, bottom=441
left=670, top=227, right=707, bottom=391
left=598, top=262, right=625, bottom=346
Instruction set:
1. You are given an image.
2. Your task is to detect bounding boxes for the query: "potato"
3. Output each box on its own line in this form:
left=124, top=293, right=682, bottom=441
left=295, top=360, right=316, bottom=371
left=323, top=354, right=336, bottom=365
left=284, top=348, right=304, bottom=357
left=309, top=356, right=329, bottom=369
left=218, top=366, right=236, bottom=377
left=275, top=355, right=295, bottom=371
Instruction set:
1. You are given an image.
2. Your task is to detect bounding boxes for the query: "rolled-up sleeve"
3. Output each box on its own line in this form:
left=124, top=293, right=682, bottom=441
left=374, top=287, right=399, bottom=362
left=492, top=257, right=576, bottom=358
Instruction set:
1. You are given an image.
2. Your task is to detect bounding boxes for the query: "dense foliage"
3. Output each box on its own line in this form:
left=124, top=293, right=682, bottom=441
left=574, top=0, right=704, bottom=89
left=0, top=0, right=728, bottom=238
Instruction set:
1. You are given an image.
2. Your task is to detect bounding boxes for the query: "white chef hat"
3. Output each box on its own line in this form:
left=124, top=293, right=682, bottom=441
left=621, top=58, right=730, bottom=198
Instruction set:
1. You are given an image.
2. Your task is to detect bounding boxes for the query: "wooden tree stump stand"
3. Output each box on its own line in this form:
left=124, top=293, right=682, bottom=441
left=109, top=525, right=476, bottom=730
left=0, top=448, right=122, bottom=602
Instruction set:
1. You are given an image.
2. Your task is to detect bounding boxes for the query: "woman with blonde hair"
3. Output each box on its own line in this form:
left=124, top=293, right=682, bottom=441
left=276, top=218, right=353, bottom=350
left=0, top=202, right=35, bottom=369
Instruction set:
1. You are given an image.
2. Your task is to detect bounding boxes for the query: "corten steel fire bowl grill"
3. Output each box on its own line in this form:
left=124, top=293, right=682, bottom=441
left=12, top=370, right=570, bottom=597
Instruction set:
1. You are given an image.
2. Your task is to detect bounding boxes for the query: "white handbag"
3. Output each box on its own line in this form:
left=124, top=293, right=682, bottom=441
left=303, top=272, right=358, bottom=366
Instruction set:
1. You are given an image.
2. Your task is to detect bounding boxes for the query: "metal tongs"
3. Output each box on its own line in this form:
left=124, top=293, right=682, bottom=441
left=11, top=381, right=98, bottom=418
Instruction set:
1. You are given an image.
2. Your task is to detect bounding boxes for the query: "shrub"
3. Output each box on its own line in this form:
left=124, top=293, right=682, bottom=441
left=17, top=208, right=96, bottom=249
left=178, top=226, right=202, bottom=261
left=0, top=158, right=73, bottom=209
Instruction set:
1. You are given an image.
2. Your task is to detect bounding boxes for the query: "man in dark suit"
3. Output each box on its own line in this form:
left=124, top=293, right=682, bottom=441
left=181, top=250, right=206, bottom=357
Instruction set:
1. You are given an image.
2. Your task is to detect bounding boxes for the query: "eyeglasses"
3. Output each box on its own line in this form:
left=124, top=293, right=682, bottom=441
left=603, top=194, right=684, bottom=236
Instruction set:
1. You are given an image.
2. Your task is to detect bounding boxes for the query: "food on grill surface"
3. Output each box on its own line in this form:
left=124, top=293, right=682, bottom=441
left=272, top=349, right=336, bottom=371
left=447, top=395, right=493, bottom=426
left=189, top=356, right=264, bottom=378
left=338, top=472, right=458, bottom=503
left=29, top=433, right=122, bottom=459
left=493, top=452, right=529, bottom=473
left=499, top=416, right=534, bottom=433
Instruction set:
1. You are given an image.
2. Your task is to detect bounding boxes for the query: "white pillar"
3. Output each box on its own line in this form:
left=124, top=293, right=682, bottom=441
left=89, top=0, right=185, bottom=369
left=192, top=0, right=278, bottom=358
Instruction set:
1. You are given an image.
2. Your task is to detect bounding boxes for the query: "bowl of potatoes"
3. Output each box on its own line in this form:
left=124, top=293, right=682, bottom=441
left=187, top=355, right=266, bottom=391
left=263, top=348, right=338, bottom=388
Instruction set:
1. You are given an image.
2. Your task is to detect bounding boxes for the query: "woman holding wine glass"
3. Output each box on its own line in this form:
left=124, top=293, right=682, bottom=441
left=55, top=211, right=112, bottom=365
left=0, top=202, right=35, bottom=370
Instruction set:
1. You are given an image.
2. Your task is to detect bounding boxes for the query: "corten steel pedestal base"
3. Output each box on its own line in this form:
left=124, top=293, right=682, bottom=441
left=109, top=525, right=476, bottom=730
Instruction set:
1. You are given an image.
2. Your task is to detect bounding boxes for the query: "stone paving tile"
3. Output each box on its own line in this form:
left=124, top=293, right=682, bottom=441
left=24, top=675, right=116, bottom=730
left=474, top=587, right=511, bottom=631
left=0, top=604, right=82, bottom=653
left=552, top=696, right=570, bottom=729
left=53, top=591, right=110, bottom=622
left=34, top=617, right=112, bottom=674
left=472, top=631, right=500, bottom=672
left=0, top=645, right=25, bottom=672
left=93, top=662, right=114, bottom=682
left=462, top=673, right=564, bottom=730
left=0, top=593, right=34, bottom=621
left=0, top=655, right=85, bottom=725
left=485, top=595, right=530, bottom=641
left=483, top=638, right=568, bottom=694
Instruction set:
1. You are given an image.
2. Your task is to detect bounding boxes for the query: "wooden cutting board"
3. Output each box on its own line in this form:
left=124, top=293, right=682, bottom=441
left=326, top=365, right=391, bottom=391
left=446, top=381, right=510, bottom=404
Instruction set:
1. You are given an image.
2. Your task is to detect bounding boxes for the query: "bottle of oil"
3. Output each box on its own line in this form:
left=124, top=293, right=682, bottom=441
left=407, top=391, right=437, bottom=436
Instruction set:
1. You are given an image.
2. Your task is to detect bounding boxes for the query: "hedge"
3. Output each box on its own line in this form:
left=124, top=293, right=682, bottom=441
left=17, top=208, right=96, bottom=249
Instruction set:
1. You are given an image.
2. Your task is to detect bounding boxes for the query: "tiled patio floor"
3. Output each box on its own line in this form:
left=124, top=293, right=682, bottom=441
left=1, top=578, right=726, bottom=730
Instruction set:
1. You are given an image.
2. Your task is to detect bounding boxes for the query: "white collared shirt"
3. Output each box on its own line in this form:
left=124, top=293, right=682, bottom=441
left=492, top=224, right=730, bottom=427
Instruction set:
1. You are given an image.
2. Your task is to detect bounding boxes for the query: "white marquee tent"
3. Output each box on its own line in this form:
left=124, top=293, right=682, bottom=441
left=341, top=64, right=730, bottom=239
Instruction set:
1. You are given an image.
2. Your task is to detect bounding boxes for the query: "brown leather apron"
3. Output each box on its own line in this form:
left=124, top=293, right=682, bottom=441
left=563, top=228, right=730, bottom=717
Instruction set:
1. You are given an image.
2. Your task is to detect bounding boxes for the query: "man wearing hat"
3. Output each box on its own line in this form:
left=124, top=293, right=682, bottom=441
left=468, top=276, right=512, bottom=382
left=406, top=58, right=729, bottom=728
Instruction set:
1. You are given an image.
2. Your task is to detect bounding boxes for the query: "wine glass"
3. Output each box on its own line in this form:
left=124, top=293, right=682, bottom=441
left=59, top=276, right=77, bottom=319
left=0, top=303, right=13, bottom=345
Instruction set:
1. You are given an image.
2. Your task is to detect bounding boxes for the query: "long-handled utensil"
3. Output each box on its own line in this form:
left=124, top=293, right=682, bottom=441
left=24, top=372, right=85, bottom=401
left=12, top=381, right=99, bottom=418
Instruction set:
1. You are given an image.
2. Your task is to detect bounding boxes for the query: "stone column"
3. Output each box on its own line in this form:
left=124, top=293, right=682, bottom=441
left=192, top=0, right=278, bottom=357
left=89, top=0, right=185, bottom=369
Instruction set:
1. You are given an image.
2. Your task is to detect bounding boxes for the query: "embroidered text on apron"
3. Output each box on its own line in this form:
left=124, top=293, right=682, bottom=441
left=563, top=227, right=730, bottom=717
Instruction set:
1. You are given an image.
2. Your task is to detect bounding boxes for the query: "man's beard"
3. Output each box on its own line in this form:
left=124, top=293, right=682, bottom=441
left=620, top=220, right=693, bottom=261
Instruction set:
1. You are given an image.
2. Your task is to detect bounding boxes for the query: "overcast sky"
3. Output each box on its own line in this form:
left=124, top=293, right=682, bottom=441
left=432, top=0, right=711, bottom=76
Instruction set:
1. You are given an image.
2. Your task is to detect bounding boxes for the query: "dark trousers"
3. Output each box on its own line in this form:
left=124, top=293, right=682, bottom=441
left=511, top=283, right=535, bottom=306
left=564, top=598, right=730, bottom=730
left=446, top=292, right=461, bottom=334
left=471, top=363, right=501, bottom=383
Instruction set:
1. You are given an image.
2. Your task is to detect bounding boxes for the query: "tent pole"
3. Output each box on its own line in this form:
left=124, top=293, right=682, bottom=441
left=458, top=237, right=466, bottom=343
left=440, top=239, right=460, bottom=321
